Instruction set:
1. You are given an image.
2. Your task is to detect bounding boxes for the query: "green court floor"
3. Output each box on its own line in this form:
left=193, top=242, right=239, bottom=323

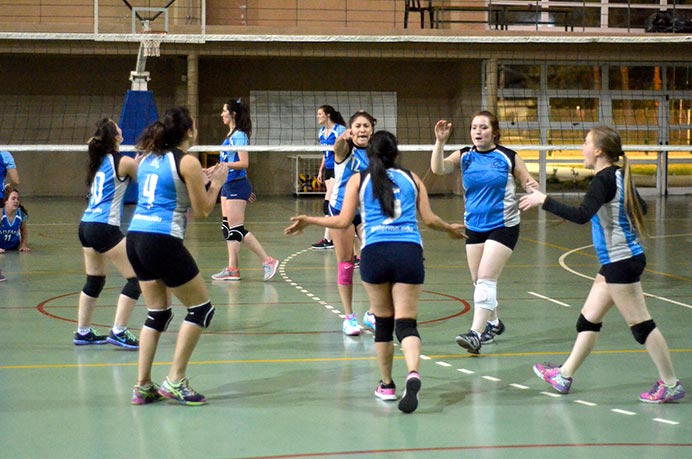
left=1, top=194, right=690, bottom=459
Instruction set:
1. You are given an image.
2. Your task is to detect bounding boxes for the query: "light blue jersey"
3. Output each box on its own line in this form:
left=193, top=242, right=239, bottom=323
left=460, top=145, right=520, bottom=232
left=319, top=124, right=346, bottom=169
left=220, top=130, right=248, bottom=183
left=0, top=150, right=17, bottom=201
left=81, top=154, right=129, bottom=226
left=0, top=206, right=25, bottom=250
left=330, top=144, right=369, bottom=212
left=359, top=168, right=422, bottom=249
left=128, top=150, right=190, bottom=240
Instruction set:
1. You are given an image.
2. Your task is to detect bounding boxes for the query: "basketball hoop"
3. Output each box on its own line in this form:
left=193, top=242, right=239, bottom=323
left=141, top=33, right=165, bottom=58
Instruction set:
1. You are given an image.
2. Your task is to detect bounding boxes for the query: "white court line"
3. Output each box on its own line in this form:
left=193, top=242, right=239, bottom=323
left=509, top=383, right=529, bottom=389
left=528, top=291, right=572, bottom=308
left=611, top=409, right=637, bottom=416
left=574, top=400, right=597, bottom=407
left=540, top=391, right=562, bottom=398
left=482, top=376, right=501, bottom=382
left=420, top=355, right=431, bottom=360
left=436, top=362, right=452, bottom=367
left=457, top=368, right=475, bottom=375
left=653, top=418, right=680, bottom=425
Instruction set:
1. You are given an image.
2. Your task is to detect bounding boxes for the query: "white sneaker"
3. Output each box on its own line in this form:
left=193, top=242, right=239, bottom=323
left=342, top=313, right=361, bottom=336
left=262, top=257, right=279, bottom=281
left=363, top=311, right=376, bottom=330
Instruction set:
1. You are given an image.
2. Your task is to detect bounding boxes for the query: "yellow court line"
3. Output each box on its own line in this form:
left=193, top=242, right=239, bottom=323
left=2, top=348, right=689, bottom=370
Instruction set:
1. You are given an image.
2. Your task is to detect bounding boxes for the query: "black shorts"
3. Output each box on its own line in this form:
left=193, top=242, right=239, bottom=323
left=78, top=222, right=124, bottom=253
left=599, top=253, right=646, bottom=284
left=466, top=225, right=520, bottom=250
left=221, top=177, right=253, bottom=200
left=360, top=242, right=425, bottom=285
left=323, top=168, right=335, bottom=181
left=126, top=231, right=200, bottom=288
left=328, top=204, right=362, bottom=228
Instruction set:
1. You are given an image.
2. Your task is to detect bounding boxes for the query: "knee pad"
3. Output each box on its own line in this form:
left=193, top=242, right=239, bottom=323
left=631, top=319, right=656, bottom=345
left=184, top=301, right=215, bottom=328
left=337, top=261, right=354, bottom=286
left=576, top=313, right=602, bottom=333
left=82, top=275, right=106, bottom=298
left=144, top=307, right=173, bottom=332
left=222, top=220, right=247, bottom=242
left=395, top=318, right=420, bottom=343
left=121, top=277, right=141, bottom=300
left=474, top=279, right=498, bottom=311
left=374, top=316, right=395, bottom=343
left=323, top=200, right=330, bottom=215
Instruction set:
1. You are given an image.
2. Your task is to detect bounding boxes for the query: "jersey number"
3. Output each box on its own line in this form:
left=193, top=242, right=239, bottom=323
left=142, top=174, right=159, bottom=207
left=89, top=172, right=106, bottom=206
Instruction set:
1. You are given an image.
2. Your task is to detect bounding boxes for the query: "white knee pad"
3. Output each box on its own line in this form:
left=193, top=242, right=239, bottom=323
left=474, top=279, right=498, bottom=311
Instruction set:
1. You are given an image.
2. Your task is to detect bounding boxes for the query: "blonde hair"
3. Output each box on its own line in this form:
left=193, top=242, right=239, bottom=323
left=590, top=126, right=647, bottom=238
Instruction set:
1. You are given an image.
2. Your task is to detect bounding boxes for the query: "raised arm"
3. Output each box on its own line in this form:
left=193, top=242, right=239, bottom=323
left=430, top=120, right=460, bottom=176
left=333, top=129, right=352, bottom=163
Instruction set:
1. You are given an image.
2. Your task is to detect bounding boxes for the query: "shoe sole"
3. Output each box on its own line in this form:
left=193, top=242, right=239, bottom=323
left=455, top=336, right=480, bottom=354
left=533, top=365, right=570, bottom=394
left=158, top=389, right=207, bottom=406
left=343, top=329, right=361, bottom=336
left=211, top=276, right=241, bottom=281
left=73, top=340, right=108, bottom=345
left=398, top=377, right=421, bottom=413
left=375, top=391, right=397, bottom=401
left=639, top=393, right=686, bottom=404
left=107, top=337, right=139, bottom=350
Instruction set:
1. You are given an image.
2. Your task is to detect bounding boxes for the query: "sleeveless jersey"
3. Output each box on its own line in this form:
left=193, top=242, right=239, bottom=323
left=220, top=130, right=248, bottom=183
left=81, top=153, right=129, bottom=226
left=0, top=150, right=17, bottom=201
left=330, top=143, right=369, bottom=212
left=319, top=124, right=346, bottom=170
left=359, top=168, right=422, bottom=249
left=460, top=145, right=520, bottom=232
left=128, top=149, right=190, bottom=240
left=0, top=206, right=25, bottom=250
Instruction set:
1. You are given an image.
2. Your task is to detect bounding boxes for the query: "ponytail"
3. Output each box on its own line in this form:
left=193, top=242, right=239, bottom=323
left=622, top=154, right=647, bottom=238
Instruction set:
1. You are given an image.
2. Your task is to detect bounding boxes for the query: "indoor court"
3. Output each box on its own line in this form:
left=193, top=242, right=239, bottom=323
left=1, top=193, right=690, bottom=458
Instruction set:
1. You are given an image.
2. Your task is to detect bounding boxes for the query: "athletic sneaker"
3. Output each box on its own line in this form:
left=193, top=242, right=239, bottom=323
left=363, top=311, right=376, bottom=330
left=480, top=319, right=506, bottom=344
left=342, top=313, right=361, bottom=336
left=311, top=239, right=334, bottom=250
left=262, top=257, right=279, bottom=281
left=374, top=381, right=397, bottom=401
left=639, top=379, right=686, bottom=404
left=455, top=330, right=481, bottom=354
left=107, top=329, right=139, bottom=350
left=158, top=377, right=207, bottom=406
left=131, top=383, right=165, bottom=405
left=533, top=362, right=573, bottom=394
left=211, top=266, right=240, bottom=281
left=398, top=372, right=421, bottom=413
left=73, top=329, right=108, bottom=345
left=0, top=270, right=6, bottom=282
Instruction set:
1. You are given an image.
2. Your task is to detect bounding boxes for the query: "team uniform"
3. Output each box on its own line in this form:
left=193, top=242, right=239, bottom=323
left=0, top=206, right=26, bottom=250
left=126, top=149, right=199, bottom=287
left=219, top=130, right=252, bottom=201
left=319, top=123, right=346, bottom=181
left=329, top=141, right=369, bottom=223
left=542, top=165, right=647, bottom=283
left=78, top=153, right=129, bottom=253
left=460, top=145, right=520, bottom=250
left=358, top=168, right=424, bottom=285
left=0, top=150, right=17, bottom=202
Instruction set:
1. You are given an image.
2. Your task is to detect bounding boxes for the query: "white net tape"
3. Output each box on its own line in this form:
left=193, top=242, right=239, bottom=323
left=141, top=36, right=163, bottom=57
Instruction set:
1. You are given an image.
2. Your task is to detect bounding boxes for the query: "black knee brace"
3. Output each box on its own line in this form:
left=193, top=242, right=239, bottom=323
left=323, top=200, right=330, bottom=216
left=82, top=275, right=106, bottom=298
left=576, top=313, right=602, bottom=333
left=374, top=316, right=395, bottom=343
left=121, top=277, right=141, bottom=300
left=144, top=307, right=173, bottom=332
left=395, top=318, right=420, bottom=343
left=185, top=301, right=215, bottom=328
left=223, top=219, right=248, bottom=242
left=631, top=319, right=656, bottom=345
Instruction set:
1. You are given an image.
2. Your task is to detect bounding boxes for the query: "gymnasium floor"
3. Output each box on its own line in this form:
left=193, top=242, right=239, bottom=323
left=1, top=194, right=690, bottom=459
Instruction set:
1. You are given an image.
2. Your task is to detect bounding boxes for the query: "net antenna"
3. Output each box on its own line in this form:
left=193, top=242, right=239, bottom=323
left=126, top=2, right=173, bottom=91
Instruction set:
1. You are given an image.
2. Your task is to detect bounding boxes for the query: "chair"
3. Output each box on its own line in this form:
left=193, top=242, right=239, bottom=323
left=404, top=1, right=435, bottom=29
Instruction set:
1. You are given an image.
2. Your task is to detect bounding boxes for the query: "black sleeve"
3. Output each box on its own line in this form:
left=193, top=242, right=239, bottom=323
left=541, top=169, right=616, bottom=224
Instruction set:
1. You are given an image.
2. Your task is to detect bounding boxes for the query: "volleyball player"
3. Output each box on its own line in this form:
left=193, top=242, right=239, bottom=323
left=0, top=148, right=19, bottom=282
left=311, top=104, right=346, bottom=250
left=431, top=111, right=537, bottom=354
left=286, top=131, right=466, bottom=413
left=210, top=98, right=279, bottom=282
left=520, top=126, right=685, bottom=404
left=128, top=107, right=227, bottom=405
left=0, top=189, right=30, bottom=252
left=74, top=119, right=140, bottom=349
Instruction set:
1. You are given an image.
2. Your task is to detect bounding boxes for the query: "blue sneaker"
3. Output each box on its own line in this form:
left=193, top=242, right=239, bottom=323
left=73, top=329, right=108, bottom=345
left=363, top=311, right=376, bottom=330
left=107, top=329, right=139, bottom=350
left=480, top=319, right=506, bottom=344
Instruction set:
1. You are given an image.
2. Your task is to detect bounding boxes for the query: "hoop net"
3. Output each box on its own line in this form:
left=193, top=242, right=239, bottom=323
left=140, top=33, right=164, bottom=57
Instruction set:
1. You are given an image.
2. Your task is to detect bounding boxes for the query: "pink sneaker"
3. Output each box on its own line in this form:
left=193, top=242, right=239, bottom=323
left=639, top=380, right=686, bottom=404
left=533, top=363, right=572, bottom=394
left=375, top=381, right=397, bottom=401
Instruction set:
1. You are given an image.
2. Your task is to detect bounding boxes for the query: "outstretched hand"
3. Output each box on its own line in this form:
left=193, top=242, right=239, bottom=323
left=519, top=184, right=546, bottom=211
left=447, top=223, right=468, bottom=239
left=284, top=216, right=309, bottom=236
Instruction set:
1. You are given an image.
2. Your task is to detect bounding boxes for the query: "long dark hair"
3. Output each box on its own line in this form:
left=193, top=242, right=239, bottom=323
left=366, top=131, right=399, bottom=218
left=349, top=110, right=377, bottom=129
left=137, top=106, right=195, bottom=154
left=86, top=118, right=120, bottom=185
left=227, top=98, right=252, bottom=139
left=3, top=188, right=28, bottom=217
left=319, top=104, right=346, bottom=127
